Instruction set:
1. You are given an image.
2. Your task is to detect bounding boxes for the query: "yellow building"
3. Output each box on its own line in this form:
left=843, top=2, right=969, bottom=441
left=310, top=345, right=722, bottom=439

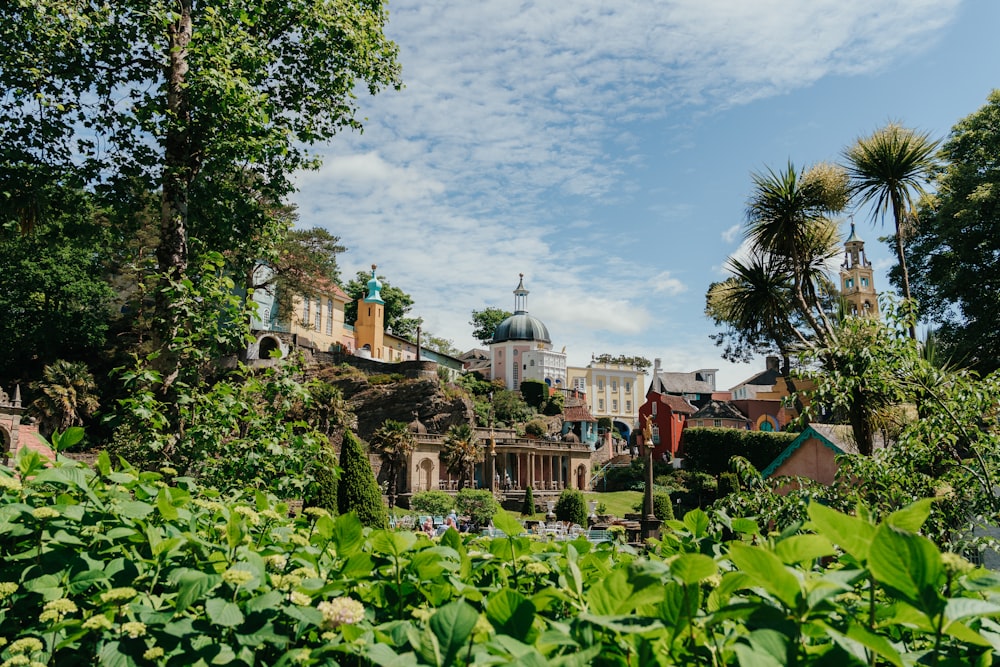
left=565, top=361, right=645, bottom=441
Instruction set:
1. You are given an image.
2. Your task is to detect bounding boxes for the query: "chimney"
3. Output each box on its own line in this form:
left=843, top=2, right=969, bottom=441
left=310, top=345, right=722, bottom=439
left=765, top=356, right=779, bottom=371
left=653, top=358, right=661, bottom=373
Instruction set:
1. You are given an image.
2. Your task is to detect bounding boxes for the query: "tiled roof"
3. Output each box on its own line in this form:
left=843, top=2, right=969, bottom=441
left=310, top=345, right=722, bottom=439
left=563, top=403, right=597, bottom=423
left=731, top=367, right=782, bottom=390
left=659, top=394, right=697, bottom=414
left=650, top=372, right=715, bottom=395
left=690, top=400, right=749, bottom=422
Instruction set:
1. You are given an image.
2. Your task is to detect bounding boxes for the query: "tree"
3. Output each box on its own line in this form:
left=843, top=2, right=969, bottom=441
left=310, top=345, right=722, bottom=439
left=0, top=191, right=117, bottom=382
left=455, top=488, right=500, bottom=527
left=344, top=270, right=422, bottom=338
left=257, top=227, right=348, bottom=323
left=905, top=91, right=1000, bottom=374
left=554, top=489, right=587, bottom=526
left=470, top=307, right=512, bottom=344
left=29, top=360, right=100, bottom=439
left=592, top=354, right=652, bottom=373
left=441, top=424, right=481, bottom=491
left=844, top=123, right=939, bottom=338
left=521, top=486, right=536, bottom=516
left=0, top=1, right=400, bottom=367
left=421, top=333, right=461, bottom=358
left=337, top=430, right=388, bottom=529
left=370, top=419, right=415, bottom=509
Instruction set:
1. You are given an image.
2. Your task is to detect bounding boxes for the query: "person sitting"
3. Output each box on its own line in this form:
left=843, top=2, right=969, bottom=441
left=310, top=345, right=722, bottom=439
left=421, top=517, right=434, bottom=536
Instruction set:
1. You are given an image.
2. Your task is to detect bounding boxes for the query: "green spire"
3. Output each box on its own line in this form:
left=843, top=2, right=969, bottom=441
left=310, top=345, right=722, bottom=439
left=364, top=264, right=385, bottom=304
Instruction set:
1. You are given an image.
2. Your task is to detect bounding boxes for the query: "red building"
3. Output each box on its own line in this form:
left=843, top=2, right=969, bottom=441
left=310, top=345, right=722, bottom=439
left=638, top=392, right=697, bottom=460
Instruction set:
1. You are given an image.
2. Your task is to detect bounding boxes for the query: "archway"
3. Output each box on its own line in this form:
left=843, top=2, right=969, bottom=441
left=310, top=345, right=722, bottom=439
left=418, top=458, right=434, bottom=493
left=258, top=335, right=282, bottom=359
left=576, top=464, right=586, bottom=490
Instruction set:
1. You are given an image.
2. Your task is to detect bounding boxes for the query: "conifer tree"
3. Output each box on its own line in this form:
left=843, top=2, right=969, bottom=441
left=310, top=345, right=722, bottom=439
left=337, top=431, right=388, bottom=528
left=522, top=486, right=535, bottom=516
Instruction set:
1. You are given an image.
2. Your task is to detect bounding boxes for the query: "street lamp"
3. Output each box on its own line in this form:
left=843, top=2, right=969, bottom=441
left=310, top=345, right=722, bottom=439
left=640, top=415, right=661, bottom=541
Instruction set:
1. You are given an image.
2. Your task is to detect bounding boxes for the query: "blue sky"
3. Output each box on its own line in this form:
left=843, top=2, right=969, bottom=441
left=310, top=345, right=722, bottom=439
left=293, top=0, right=1000, bottom=389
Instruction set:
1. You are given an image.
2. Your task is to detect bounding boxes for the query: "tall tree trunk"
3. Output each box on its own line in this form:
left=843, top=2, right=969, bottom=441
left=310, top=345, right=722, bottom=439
left=892, top=193, right=917, bottom=339
left=848, top=385, right=875, bottom=456
left=156, top=0, right=193, bottom=390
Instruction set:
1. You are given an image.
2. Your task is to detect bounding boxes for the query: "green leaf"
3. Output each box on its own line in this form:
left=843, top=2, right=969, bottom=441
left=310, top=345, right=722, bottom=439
left=774, top=534, right=836, bottom=565
left=429, top=601, right=478, bottom=667
left=372, top=529, right=417, bottom=557
left=333, top=513, right=365, bottom=557
left=945, top=597, right=1000, bottom=622
left=842, top=623, right=904, bottom=667
left=728, top=543, right=801, bottom=610
left=486, top=589, right=536, bottom=642
left=206, top=598, right=245, bottom=627
left=886, top=498, right=933, bottom=533
left=116, top=501, right=154, bottom=520
left=156, top=487, right=178, bottom=520
left=670, top=554, right=717, bottom=584
left=96, top=450, right=112, bottom=477
left=492, top=510, right=524, bottom=537
left=868, top=523, right=944, bottom=614
left=226, top=514, right=244, bottom=550
left=683, top=508, right=710, bottom=538
left=172, top=569, right=221, bottom=613
left=807, top=502, right=875, bottom=562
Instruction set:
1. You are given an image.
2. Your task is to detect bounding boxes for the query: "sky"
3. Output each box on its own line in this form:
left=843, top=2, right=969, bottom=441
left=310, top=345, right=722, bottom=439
left=292, top=0, right=1000, bottom=390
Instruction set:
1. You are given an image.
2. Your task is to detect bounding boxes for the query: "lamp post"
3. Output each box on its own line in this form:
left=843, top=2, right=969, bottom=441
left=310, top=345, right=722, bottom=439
left=640, top=414, right=661, bottom=541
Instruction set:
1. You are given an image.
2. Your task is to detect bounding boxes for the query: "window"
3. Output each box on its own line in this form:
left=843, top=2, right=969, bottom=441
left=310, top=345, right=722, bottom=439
left=598, top=399, right=605, bottom=411
left=529, top=360, right=535, bottom=366
left=861, top=277, right=869, bottom=287
left=513, top=367, right=519, bottom=381
left=612, top=400, right=618, bottom=412
left=597, top=379, right=604, bottom=390
left=651, top=401, right=657, bottom=416
left=611, top=381, right=617, bottom=392
left=697, top=420, right=704, bottom=427
left=714, top=419, right=722, bottom=427
left=845, top=278, right=854, bottom=289
left=303, top=297, right=310, bottom=325
left=624, top=382, right=631, bottom=393
left=513, top=348, right=518, bottom=356
left=626, top=400, right=631, bottom=412
left=326, top=299, right=334, bottom=335
left=573, top=378, right=586, bottom=391
left=314, top=297, right=321, bottom=331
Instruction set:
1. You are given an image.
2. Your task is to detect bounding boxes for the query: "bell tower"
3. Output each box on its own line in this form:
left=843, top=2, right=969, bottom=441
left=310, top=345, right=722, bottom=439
left=355, top=264, right=386, bottom=359
left=840, top=223, right=878, bottom=318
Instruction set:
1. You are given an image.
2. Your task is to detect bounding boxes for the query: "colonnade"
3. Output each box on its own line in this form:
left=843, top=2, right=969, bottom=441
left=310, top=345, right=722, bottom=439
left=492, top=451, right=571, bottom=491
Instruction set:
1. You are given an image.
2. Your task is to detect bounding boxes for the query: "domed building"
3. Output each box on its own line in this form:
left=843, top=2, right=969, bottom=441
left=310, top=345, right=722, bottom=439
left=490, top=275, right=566, bottom=390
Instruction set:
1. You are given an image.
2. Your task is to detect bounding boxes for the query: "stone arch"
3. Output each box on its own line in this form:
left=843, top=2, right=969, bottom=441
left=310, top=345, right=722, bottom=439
left=418, top=457, right=434, bottom=493
left=258, top=335, right=283, bottom=360
left=576, top=464, right=587, bottom=490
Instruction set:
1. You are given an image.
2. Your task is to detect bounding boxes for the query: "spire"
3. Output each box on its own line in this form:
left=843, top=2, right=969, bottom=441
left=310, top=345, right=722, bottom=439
left=513, top=273, right=529, bottom=313
left=363, top=264, right=385, bottom=304
left=846, top=221, right=863, bottom=244
left=12, top=384, right=20, bottom=408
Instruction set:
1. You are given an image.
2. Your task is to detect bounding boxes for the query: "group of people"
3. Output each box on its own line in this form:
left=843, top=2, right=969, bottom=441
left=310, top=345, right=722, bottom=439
left=421, top=512, right=462, bottom=537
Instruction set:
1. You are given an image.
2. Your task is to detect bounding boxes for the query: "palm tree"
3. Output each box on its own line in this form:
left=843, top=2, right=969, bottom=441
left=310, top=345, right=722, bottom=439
left=844, top=123, right=939, bottom=338
left=29, top=359, right=99, bottom=438
left=370, top=419, right=415, bottom=509
left=441, top=423, right=481, bottom=491
left=305, top=381, right=355, bottom=435
left=744, top=162, right=848, bottom=346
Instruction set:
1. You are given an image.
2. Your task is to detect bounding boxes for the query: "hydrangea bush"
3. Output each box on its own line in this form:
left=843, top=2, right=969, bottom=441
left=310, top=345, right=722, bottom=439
left=4, top=446, right=1000, bottom=665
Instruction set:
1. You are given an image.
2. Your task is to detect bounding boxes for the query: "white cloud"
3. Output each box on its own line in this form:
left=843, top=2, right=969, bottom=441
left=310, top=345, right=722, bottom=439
left=293, top=0, right=961, bottom=366
left=722, top=224, right=741, bottom=243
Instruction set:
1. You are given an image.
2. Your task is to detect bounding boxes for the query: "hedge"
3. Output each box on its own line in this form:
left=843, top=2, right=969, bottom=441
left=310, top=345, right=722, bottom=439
left=680, top=427, right=796, bottom=476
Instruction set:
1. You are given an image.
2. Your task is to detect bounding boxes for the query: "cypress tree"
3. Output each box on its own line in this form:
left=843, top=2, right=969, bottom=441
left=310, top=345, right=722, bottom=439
left=303, top=445, right=339, bottom=515
left=337, top=431, right=388, bottom=528
left=521, top=486, right=535, bottom=516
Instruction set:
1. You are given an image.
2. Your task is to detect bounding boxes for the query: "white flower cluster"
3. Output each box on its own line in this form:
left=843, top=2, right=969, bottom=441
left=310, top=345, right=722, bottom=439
left=317, top=597, right=365, bottom=629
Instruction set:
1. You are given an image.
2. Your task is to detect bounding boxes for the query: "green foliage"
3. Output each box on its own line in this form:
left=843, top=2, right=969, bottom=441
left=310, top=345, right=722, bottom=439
left=411, top=491, right=454, bottom=517
left=593, top=353, right=652, bottom=372
left=597, top=416, right=614, bottom=432
left=653, top=492, right=675, bottom=521
left=554, top=489, right=587, bottom=526
left=336, top=431, right=388, bottom=529
left=490, top=389, right=533, bottom=427
left=370, top=419, right=416, bottom=508
left=441, top=424, right=481, bottom=490
left=368, top=373, right=406, bottom=385
left=682, top=427, right=796, bottom=476
left=521, top=486, right=536, bottom=516
left=907, top=90, right=1000, bottom=374
left=303, top=445, right=339, bottom=515
left=344, top=270, right=422, bottom=338
left=542, top=390, right=564, bottom=416
left=29, top=359, right=99, bottom=439
left=519, top=379, right=547, bottom=409
left=455, top=488, right=500, bottom=527
left=524, top=419, right=547, bottom=438
left=718, top=471, right=740, bottom=496
left=469, top=307, right=512, bottom=344
left=5, top=445, right=1000, bottom=665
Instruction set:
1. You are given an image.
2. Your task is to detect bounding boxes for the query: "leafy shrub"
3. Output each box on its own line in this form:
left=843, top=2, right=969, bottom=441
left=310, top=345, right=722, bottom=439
left=519, top=379, right=548, bottom=409
left=337, top=430, right=388, bottom=528
left=521, top=486, right=536, bottom=515
left=681, top=427, right=796, bottom=476
left=554, top=488, right=587, bottom=526
left=718, top=471, right=740, bottom=496
left=455, top=488, right=499, bottom=526
left=653, top=491, right=674, bottom=521
left=303, top=445, right=339, bottom=514
left=542, top=391, right=564, bottom=416
left=368, top=373, right=405, bottom=385
left=411, top=490, right=454, bottom=517
left=524, top=419, right=547, bottom=437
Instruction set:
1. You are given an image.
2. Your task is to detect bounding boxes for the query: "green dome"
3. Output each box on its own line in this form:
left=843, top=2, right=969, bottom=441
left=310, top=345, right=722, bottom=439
left=492, top=313, right=551, bottom=344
